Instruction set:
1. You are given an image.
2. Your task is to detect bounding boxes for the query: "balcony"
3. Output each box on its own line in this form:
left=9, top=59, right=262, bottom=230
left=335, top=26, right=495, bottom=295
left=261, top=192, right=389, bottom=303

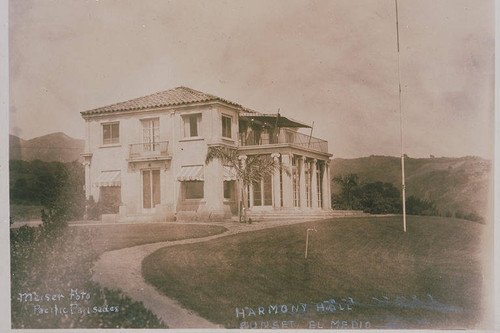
left=239, top=128, right=328, bottom=153
left=128, top=141, right=170, bottom=162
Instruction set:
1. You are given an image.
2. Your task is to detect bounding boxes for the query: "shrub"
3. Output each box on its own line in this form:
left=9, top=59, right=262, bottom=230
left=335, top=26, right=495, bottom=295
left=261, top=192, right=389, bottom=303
left=406, top=196, right=439, bottom=216
left=10, top=226, right=166, bottom=328
left=454, top=210, right=484, bottom=223
left=359, top=182, right=401, bottom=214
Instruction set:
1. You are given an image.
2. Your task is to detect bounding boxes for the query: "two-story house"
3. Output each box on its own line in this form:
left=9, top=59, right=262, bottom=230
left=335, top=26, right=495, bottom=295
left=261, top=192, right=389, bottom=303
left=80, top=86, right=333, bottom=222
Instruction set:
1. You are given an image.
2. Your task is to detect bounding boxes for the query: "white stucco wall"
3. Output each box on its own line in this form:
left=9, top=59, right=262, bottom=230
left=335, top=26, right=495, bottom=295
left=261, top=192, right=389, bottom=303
left=83, top=102, right=240, bottom=218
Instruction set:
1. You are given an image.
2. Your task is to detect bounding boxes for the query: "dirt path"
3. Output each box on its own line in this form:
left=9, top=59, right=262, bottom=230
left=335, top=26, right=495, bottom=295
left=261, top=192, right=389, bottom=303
left=91, top=218, right=333, bottom=328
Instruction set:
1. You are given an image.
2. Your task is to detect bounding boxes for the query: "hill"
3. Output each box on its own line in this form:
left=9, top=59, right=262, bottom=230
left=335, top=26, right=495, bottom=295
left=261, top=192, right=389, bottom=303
left=330, top=155, right=492, bottom=219
left=9, top=132, right=84, bottom=162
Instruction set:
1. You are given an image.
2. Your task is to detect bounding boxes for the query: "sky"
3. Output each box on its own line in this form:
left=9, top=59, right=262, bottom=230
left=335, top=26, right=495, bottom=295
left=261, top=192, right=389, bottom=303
left=8, top=0, right=495, bottom=159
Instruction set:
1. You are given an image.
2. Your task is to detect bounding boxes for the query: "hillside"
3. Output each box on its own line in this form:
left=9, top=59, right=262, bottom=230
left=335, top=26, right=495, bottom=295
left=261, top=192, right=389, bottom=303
left=9, top=132, right=84, bottom=162
left=330, top=155, right=492, bottom=219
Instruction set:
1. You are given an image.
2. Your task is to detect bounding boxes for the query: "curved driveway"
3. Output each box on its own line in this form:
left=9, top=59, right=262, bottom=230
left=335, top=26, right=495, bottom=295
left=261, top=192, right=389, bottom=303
left=91, top=219, right=328, bottom=328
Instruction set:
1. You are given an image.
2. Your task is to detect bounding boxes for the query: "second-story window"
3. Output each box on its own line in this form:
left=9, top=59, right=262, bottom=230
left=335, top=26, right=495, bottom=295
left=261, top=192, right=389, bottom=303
left=183, top=114, right=201, bottom=138
left=103, top=122, right=119, bottom=145
left=222, top=115, right=232, bottom=138
left=142, top=118, right=159, bottom=152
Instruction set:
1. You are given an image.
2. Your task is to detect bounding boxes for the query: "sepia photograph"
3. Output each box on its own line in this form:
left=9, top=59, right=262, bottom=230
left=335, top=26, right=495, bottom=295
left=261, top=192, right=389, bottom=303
left=5, top=0, right=496, bottom=330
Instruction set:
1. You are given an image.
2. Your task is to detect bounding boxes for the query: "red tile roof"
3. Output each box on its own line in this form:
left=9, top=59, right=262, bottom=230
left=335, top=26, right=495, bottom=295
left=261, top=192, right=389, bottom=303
left=81, top=86, right=246, bottom=116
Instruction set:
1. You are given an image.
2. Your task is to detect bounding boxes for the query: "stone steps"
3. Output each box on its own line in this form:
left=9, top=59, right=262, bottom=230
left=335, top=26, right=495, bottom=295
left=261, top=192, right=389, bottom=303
left=244, top=209, right=368, bottom=221
left=111, top=210, right=369, bottom=223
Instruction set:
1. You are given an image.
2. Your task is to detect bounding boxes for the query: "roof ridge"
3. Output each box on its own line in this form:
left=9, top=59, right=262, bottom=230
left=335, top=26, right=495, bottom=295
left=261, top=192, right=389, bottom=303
left=176, top=86, right=220, bottom=99
left=81, top=86, right=243, bottom=116
left=84, top=88, right=176, bottom=113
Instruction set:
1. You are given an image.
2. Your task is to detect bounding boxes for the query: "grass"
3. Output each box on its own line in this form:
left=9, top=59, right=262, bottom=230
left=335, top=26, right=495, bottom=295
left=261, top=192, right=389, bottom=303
left=142, top=216, right=488, bottom=329
left=72, top=223, right=228, bottom=254
left=11, top=223, right=227, bottom=328
left=10, top=204, right=43, bottom=222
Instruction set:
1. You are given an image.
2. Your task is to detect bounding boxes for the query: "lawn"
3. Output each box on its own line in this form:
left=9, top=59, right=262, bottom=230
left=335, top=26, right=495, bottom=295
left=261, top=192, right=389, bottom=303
left=11, top=223, right=226, bottom=328
left=10, top=204, right=43, bottom=222
left=142, top=216, right=489, bottom=329
left=72, top=223, right=228, bottom=254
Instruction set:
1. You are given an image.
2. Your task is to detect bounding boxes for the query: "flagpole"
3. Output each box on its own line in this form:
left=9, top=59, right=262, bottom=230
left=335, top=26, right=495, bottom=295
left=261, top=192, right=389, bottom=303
left=395, top=0, right=407, bottom=232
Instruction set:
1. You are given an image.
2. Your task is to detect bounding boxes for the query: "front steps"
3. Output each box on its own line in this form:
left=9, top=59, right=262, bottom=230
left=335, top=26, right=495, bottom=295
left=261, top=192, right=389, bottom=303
left=103, top=209, right=368, bottom=223
left=245, top=209, right=368, bottom=222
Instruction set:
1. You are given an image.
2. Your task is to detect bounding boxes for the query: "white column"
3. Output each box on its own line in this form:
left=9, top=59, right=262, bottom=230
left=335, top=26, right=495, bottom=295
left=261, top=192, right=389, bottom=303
left=311, top=159, right=318, bottom=209
left=320, top=161, right=327, bottom=209
left=281, top=154, right=293, bottom=208
left=324, top=160, right=332, bottom=209
left=271, top=153, right=281, bottom=208
left=299, top=156, right=306, bottom=208
left=83, top=160, right=91, bottom=199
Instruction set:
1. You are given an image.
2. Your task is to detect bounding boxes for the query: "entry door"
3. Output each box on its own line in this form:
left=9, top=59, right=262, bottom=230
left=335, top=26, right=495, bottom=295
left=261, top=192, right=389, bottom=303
left=142, top=118, right=160, bottom=153
left=142, top=170, right=161, bottom=209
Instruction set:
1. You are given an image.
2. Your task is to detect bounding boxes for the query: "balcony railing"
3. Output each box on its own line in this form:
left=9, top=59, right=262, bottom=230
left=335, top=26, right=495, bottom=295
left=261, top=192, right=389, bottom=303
left=129, top=141, right=169, bottom=160
left=239, top=128, right=328, bottom=153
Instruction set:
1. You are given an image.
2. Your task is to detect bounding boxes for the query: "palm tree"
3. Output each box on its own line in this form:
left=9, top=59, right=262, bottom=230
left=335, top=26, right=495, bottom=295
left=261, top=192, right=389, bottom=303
left=205, top=146, right=285, bottom=223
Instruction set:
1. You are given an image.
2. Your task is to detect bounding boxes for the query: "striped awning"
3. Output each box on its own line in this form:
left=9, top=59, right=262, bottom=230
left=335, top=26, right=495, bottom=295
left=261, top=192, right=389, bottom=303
left=223, top=166, right=237, bottom=181
left=177, top=165, right=204, bottom=181
left=95, top=170, right=121, bottom=187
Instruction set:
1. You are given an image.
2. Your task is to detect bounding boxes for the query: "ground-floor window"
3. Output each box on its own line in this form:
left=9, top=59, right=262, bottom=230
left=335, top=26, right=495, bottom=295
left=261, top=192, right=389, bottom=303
left=142, top=169, right=161, bottom=209
left=292, top=156, right=300, bottom=207
left=279, top=155, right=283, bottom=207
left=253, top=175, right=272, bottom=206
left=99, top=186, right=121, bottom=213
left=183, top=181, right=204, bottom=199
left=224, top=180, right=235, bottom=199
left=305, top=160, right=312, bottom=207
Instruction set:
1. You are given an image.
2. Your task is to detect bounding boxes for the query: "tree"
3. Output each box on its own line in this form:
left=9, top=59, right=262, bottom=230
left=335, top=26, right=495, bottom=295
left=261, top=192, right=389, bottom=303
left=39, top=161, right=85, bottom=232
left=205, top=146, right=285, bottom=222
left=359, top=182, right=401, bottom=214
left=332, top=173, right=359, bottom=209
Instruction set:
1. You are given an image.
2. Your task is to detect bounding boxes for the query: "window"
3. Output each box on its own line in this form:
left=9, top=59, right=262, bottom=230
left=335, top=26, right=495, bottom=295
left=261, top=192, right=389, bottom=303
left=253, top=181, right=262, bottom=206
left=99, top=187, right=121, bottom=214
left=184, top=181, right=204, bottom=199
left=224, top=180, right=234, bottom=199
left=252, top=175, right=272, bottom=206
left=102, top=123, right=119, bottom=145
left=142, top=118, right=159, bottom=152
left=317, top=163, right=323, bottom=208
left=292, top=156, right=300, bottom=207
left=142, top=170, right=161, bottom=209
left=305, top=160, right=312, bottom=207
left=222, top=115, right=232, bottom=138
left=183, top=114, right=201, bottom=137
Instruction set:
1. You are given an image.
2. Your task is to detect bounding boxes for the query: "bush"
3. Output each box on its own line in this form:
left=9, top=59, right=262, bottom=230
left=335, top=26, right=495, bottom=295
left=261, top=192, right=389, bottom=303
left=86, top=196, right=119, bottom=220
left=359, top=182, right=401, bottom=214
left=10, top=226, right=166, bottom=328
left=406, top=195, right=439, bottom=216
left=454, top=210, right=483, bottom=223
left=331, top=174, right=444, bottom=217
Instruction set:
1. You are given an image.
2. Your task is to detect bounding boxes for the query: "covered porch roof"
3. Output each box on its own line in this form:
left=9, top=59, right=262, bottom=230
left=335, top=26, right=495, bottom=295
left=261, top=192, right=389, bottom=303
left=239, top=113, right=311, bottom=128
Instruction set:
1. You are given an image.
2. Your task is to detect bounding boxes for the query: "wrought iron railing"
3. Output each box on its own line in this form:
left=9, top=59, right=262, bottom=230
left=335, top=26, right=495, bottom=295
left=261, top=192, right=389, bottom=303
left=129, top=141, right=169, bottom=159
left=239, top=128, right=328, bottom=153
